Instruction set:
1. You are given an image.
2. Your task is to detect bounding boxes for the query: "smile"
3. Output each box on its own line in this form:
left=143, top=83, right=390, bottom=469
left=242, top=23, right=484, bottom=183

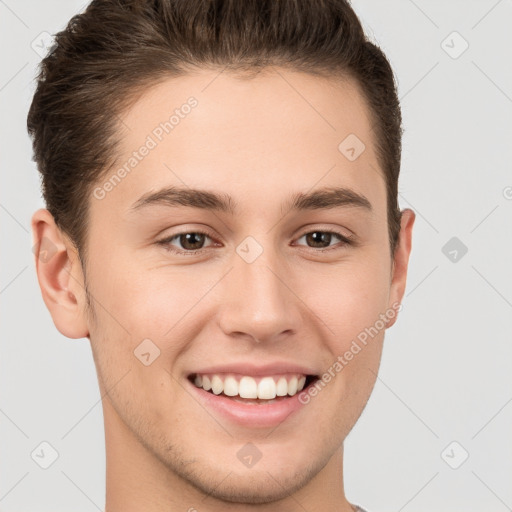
left=189, top=373, right=318, bottom=402
left=186, top=364, right=321, bottom=427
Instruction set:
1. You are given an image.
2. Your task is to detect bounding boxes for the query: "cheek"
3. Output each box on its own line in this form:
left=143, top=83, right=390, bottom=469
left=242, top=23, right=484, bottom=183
left=91, top=255, right=201, bottom=338
left=299, top=258, right=391, bottom=345
left=87, top=262, right=219, bottom=389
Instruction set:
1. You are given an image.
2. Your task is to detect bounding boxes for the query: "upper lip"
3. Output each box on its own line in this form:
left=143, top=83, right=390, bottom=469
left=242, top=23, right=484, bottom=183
left=188, top=361, right=319, bottom=377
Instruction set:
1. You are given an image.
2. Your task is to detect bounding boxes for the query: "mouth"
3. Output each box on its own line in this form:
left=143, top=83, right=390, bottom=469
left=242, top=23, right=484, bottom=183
left=188, top=373, right=320, bottom=405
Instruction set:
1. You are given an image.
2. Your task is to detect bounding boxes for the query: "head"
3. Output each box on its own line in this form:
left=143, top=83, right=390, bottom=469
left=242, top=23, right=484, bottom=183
left=29, top=0, right=414, bottom=506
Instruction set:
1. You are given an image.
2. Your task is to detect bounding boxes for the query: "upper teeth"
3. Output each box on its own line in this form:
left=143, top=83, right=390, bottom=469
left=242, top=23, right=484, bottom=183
left=193, top=374, right=307, bottom=400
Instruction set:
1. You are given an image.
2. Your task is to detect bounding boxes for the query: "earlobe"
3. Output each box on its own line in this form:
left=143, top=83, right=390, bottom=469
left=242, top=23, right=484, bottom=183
left=31, top=209, right=90, bottom=339
left=386, top=208, right=415, bottom=328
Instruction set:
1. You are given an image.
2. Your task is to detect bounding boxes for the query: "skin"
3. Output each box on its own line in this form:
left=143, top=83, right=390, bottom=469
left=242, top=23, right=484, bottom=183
left=32, top=67, right=415, bottom=512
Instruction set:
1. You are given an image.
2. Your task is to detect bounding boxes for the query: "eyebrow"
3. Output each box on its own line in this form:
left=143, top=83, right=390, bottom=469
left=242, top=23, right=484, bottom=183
left=129, top=185, right=373, bottom=216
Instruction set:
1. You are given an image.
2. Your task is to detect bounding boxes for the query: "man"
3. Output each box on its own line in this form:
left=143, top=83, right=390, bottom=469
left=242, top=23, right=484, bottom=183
left=28, top=1, right=415, bottom=510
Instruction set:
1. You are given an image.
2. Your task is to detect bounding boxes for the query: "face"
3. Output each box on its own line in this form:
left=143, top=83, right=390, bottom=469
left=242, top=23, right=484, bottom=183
left=39, top=67, right=414, bottom=504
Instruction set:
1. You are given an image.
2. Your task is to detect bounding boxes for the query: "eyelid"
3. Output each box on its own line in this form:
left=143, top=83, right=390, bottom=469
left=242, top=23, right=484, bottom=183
left=296, top=225, right=353, bottom=240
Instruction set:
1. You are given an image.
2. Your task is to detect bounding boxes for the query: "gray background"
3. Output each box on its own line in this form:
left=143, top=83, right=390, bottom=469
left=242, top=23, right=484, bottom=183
left=1, top=1, right=511, bottom=511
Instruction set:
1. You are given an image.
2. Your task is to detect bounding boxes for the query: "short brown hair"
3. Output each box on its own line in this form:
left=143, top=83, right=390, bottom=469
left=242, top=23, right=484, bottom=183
left=27, top=0, right=403, bottom=266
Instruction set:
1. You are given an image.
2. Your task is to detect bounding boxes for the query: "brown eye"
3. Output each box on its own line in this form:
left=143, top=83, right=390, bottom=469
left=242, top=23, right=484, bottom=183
left=296, top=230, right=352, bottom=250
left=177, top=232, right=207, bottom=250
left=305, top=231, right=334, bottom=248
left=157, top=231, right=215, bottom=253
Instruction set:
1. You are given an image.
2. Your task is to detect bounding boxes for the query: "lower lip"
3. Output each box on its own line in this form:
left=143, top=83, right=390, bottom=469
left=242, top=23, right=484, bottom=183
left=186, top=379, right=309, bottom=428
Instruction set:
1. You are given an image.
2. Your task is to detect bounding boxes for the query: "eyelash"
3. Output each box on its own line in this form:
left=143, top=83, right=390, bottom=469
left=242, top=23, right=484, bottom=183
left=156, top=228, right=355, bottom=255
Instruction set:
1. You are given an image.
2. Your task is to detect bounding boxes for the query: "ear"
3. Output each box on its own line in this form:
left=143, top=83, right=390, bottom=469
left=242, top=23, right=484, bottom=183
left=386, top=208, right=415, bottom=328
left=31, top=208, right=90, bottom=339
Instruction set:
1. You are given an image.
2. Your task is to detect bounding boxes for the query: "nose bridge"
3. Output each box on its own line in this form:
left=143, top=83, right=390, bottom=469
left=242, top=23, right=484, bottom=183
left=217, top=236, right=300, bottom=342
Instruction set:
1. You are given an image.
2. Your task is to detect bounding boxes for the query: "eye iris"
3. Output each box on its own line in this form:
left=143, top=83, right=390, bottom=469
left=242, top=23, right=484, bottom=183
left=180, top=233, right=205, bottom=250
left=306, top=231, right=332, bottom=248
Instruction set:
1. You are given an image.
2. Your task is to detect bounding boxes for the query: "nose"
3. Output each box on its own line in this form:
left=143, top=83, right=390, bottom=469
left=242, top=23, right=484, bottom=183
left=216, top=241, right=303, bottom=344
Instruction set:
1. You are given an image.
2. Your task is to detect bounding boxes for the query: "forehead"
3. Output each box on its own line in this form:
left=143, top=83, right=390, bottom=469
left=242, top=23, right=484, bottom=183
left=91, top=67, right=385, bottom=223
left=119, top=67, right=374, bottom=152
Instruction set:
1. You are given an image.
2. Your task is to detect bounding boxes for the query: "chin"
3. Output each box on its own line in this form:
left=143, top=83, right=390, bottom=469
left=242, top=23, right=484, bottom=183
left=188, top=464, right=317, bottom=505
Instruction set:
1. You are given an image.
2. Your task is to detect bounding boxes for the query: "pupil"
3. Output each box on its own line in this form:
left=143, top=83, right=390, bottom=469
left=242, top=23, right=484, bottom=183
left=181, top=233, right=204, bottom=250
left=307, top=231, right=331, bottom=248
